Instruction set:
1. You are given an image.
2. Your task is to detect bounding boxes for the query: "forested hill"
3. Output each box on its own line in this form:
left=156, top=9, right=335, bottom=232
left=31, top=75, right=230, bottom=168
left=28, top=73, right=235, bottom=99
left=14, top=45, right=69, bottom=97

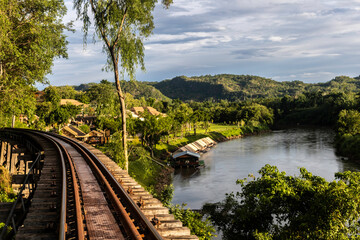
left=149, top=74, right=360, bottom=101
left=74, top=80, right=170, bottom=101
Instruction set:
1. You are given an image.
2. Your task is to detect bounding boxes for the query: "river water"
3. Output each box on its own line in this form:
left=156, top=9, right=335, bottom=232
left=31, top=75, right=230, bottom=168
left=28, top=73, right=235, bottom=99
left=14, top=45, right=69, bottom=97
left=171, top=128, right=360, bottom=209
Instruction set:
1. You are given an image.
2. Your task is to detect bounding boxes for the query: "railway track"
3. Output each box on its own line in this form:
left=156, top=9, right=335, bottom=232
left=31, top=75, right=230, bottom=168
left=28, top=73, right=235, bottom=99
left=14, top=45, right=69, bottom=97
left=0, top=129, right=198, bottom=240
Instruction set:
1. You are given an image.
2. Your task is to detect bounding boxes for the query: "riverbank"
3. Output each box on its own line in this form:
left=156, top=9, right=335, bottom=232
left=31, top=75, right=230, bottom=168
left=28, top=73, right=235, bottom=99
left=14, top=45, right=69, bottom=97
left=335, top=134, right=360, bottom=161
left=155, top=123, right=271, bottom=160
left=172, top=127, right=353, bottom=210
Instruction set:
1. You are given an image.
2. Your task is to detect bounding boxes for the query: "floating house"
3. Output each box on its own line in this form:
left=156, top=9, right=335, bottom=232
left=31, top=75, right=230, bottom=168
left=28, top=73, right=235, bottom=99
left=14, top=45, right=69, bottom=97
left=171, top=137, right=217, bottom=168
left=172, top=151, right=202, bottom=168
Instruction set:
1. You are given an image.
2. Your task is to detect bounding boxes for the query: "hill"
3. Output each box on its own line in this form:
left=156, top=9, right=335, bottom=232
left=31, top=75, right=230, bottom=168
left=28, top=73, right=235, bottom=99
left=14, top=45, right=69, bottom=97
left=151, top=74, right=360, bottom=101
left=74, top=80, right=170, bottom=101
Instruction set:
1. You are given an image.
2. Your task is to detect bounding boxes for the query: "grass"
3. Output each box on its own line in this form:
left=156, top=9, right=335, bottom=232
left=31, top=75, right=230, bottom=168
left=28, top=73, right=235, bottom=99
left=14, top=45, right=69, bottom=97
left=154, top=123, right=244, bottom=158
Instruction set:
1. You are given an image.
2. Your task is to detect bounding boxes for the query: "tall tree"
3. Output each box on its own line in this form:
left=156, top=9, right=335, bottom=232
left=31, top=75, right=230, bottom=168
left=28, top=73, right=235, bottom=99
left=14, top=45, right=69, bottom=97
left=0, top=0, right=69, bottom=125
left=74, top=0, right=172, bottom=171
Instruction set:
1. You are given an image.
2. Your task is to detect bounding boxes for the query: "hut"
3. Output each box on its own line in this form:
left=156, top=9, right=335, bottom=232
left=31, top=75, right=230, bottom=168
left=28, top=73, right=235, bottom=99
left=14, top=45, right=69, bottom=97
left=62, top=125, right=87, bottom=141
left=172, top=151, right=202, bottom=168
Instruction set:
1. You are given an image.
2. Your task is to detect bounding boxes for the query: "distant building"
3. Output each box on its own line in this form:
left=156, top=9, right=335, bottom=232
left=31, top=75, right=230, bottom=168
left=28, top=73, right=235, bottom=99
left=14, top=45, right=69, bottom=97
left=60, top=99, right=89, bottom=108
left=62, top=125, right=87, bottom=140
left=130, top=107, right=166, bottom=118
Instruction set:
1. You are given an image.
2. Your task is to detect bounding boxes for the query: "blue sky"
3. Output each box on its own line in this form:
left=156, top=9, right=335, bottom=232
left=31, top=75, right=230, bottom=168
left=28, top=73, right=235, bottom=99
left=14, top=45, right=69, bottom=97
left=43, top=0, right=360, bottom=88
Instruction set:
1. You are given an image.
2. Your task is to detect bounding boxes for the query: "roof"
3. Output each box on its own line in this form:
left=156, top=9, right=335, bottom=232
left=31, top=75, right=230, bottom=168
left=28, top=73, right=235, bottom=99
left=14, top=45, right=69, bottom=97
left=88, top=130, right=103, bottom=137
left=131, top=107, right=145, bottom=115
left=173, top=151, right=201, bottom=159
left=62, top=125, right=87, bottom=137
left=60, top=99, right=89, bottom=107
left=146, top=107, right=162, bottom=116
left=130, top=106, right=166, bottom=117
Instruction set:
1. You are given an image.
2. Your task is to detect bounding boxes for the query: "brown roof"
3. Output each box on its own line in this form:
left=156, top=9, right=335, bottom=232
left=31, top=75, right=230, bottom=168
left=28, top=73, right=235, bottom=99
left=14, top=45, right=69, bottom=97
left=60, top=99, right=89, bottom=107
left=146, top=107, right=161, bottom=116
left=131, top=107, right=145, bottom=115
left=131, top=106, right=166, bottom=117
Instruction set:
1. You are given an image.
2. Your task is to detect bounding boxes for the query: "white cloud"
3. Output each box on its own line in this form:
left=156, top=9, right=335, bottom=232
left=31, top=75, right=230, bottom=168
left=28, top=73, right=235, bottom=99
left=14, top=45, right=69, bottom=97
left=46, top=0, right=360, bottom=86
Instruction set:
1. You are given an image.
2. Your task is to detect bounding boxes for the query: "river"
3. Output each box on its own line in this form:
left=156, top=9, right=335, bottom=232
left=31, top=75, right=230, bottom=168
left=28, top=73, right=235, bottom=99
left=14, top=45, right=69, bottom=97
left=171, top=128, right=360, bottom=209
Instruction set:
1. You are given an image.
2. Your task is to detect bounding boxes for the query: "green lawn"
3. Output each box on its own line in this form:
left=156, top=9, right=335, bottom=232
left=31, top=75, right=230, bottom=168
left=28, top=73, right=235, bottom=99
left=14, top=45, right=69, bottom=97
left=155, top=123, right=240, bottom=156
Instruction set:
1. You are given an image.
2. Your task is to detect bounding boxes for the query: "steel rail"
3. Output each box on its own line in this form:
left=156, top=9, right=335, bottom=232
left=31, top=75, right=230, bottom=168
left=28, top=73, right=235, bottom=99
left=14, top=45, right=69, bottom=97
left=49, top=133, right=144, bottom=240
left=50, top=133, right=164, bottom=240
left=31, top=131, right=85, bottom=240
left=40, top=134, right=68, bottom=240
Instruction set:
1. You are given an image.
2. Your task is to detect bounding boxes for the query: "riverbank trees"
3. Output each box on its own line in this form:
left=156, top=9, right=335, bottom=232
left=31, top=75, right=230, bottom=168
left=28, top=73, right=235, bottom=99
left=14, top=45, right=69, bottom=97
left=203, top=165, right=360, bottom=240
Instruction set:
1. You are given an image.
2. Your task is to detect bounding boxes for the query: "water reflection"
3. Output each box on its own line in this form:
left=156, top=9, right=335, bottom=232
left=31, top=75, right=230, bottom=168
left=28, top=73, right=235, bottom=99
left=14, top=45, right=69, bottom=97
left=171, top=128, right=360, bottom=209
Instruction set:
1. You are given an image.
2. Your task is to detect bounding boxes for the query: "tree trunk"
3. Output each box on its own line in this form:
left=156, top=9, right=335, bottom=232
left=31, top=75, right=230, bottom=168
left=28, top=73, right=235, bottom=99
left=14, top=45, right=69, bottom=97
left=112, top=55, right=128, bottom=172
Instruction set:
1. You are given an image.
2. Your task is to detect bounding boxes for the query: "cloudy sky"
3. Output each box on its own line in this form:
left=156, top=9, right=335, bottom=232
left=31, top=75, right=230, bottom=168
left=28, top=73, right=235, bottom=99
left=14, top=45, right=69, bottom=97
left=43, top=0, right=360, bottom=88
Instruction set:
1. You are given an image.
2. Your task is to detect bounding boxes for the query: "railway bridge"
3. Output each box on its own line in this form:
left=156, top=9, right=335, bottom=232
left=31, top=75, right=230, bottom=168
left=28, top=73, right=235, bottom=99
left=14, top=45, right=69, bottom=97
left=0, top=129, right=197, bottom=240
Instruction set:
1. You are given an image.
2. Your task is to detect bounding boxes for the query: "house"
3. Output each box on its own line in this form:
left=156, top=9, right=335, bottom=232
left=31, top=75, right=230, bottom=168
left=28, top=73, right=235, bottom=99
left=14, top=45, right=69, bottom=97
left=130, top=107, right=166, bottom=118
left=62, top=125, right=87, bottom=140
left=172, top=151, right=203, bottom=168
left=60, top=99, right=89, bottom=108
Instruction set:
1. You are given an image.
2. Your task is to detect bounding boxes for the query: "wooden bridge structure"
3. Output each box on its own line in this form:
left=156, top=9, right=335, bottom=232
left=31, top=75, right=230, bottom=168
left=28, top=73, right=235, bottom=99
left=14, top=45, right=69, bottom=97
left=0, top=128, right=197, bottom=240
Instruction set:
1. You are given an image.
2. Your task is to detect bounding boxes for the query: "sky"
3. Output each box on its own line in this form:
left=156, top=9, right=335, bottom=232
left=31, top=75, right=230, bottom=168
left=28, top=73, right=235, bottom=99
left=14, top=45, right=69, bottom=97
left=43, top=0, right=360, bottom=88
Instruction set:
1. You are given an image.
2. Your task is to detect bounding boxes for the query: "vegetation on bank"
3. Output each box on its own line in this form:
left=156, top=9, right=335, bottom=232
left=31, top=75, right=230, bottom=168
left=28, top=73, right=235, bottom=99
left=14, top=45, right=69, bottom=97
left=169, top=204, right=216, bottom=240
left=0, top=166, right=15, bottom=203
left=203, top=165, right=360, bottom=240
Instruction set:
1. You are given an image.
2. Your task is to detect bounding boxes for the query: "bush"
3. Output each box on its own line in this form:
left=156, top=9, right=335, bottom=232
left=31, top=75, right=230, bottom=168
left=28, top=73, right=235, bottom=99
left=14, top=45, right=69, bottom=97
left=170, top=204, right=216, bottom=240
left=0, top=166, right=15, bottom=202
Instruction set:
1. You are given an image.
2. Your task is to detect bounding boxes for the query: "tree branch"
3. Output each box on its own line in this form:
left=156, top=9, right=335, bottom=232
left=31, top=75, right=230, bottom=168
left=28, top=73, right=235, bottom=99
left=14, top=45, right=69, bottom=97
left=113, top=6, right=127, bottom=48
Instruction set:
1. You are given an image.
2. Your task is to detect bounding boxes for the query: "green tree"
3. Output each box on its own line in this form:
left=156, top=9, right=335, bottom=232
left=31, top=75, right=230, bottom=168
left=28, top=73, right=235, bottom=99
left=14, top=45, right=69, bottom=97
left=0, top=0, right=69, bottom=125
left=170, top=204, right=216, bottom=240
left=238, top=103, right=274, bottom=126
left=337, top=109, right=360, bottom=136
left=203, top=165, right=360, bottom=240
left=137, top=112, right=171, bottom=156
left=44, top=86, right=61, bottom=106
left=86, top=80, right=118, bottom=116
left=74, top=0, right=172, bottom=171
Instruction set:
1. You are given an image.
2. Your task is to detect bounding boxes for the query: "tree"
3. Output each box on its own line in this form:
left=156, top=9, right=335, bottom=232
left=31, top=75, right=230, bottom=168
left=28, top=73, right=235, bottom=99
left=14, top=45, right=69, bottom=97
left=86, top=80, right=118, bottom=116
left=0, top=0, right=69, bottom=125
left=203, top=165, right=360, bottom=240
left=74, top=0, right=172, bottom=171
left=337, top=109, right=360, bottom=136
left=136, top=112, right=171, bottom=156
left=238, top=103, right=274, bottom=126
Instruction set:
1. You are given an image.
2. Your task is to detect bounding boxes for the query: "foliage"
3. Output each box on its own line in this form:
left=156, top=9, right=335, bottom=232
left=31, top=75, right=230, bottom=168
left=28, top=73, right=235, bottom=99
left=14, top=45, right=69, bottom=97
left=239, top=103, right=274, bottom=126
left=169, top=204, right=216, bottom=240
left=85, top=80, right=118, bottom=116
left=78, top=124, right=90, bottom=134
left=74, top=0, right=173, bottom=171
left=96, top=117, right=122, bottom=133
left=0, top=222, right=12, bottom=238
left=136, top=113, right=171, bottom=154
left=337, top=109, right=360, bottom=136
left=152, top=167, right=174, bottom=206
left=0, top=166, right=15, bottom=202
left=0, top=0, right=68, bottom=85
left=0, top=0, right=69, bottom=125
left=152, top=74, right=360, bottom=102
left=103, top=132, right=126, bottom=168
left=45, top=104, right=81, bottom=127
left=203, top=165, right=360, bottom=240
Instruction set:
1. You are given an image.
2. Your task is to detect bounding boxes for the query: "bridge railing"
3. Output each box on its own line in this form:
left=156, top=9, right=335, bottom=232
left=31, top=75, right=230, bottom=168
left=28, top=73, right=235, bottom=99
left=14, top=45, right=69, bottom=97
left=0, top=129, right=43, bottom=240
left=0, top=151, right=42, bottom=239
